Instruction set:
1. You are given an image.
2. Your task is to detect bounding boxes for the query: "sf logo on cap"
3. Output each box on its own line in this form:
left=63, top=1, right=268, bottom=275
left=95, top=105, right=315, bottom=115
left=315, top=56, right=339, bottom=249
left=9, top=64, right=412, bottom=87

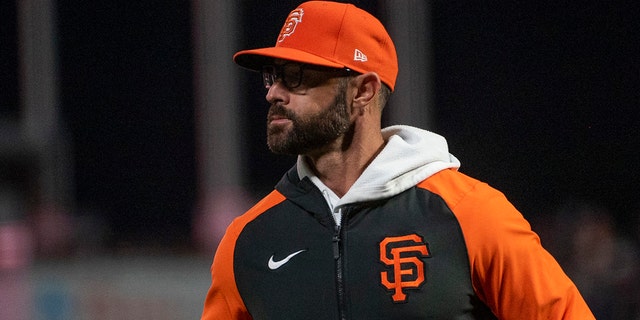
left=278, top=8, right=304, bottom=43
left=379, top=234, right=430, bottom=302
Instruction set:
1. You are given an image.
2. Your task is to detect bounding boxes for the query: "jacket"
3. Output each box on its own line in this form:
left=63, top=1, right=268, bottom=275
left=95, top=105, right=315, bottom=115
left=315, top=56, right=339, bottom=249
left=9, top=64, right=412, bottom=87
left=201, top=125, right=594, bottom=320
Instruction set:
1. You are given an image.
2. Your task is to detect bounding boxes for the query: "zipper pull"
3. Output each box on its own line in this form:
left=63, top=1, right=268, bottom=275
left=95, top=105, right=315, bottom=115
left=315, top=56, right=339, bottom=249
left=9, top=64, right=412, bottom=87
left=332, top=226, right=341, bottom=259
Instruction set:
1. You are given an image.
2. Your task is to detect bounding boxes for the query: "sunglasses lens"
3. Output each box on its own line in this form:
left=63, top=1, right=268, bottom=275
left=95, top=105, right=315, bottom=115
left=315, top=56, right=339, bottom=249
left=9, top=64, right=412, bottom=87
left=281, top=64, right=302, bottom=88
left=262, top=66, right=277, bottom=88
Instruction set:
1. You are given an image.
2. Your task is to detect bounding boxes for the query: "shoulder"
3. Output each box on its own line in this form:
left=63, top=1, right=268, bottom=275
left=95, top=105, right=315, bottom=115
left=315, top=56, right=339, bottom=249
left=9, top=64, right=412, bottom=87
left=416, top=168, right=532, bottom=251
left=203, top=191, right=286, bottom=320
left=417, top=168, right=522, bottom=224
left=208, top=190, right=287, bottom=305
left=225, top=190, right=287, bottom=240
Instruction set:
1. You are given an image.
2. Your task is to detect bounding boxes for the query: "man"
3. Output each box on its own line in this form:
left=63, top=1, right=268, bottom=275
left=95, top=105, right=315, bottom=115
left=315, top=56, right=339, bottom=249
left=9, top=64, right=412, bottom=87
left=201, top=1, right=594, bottom=319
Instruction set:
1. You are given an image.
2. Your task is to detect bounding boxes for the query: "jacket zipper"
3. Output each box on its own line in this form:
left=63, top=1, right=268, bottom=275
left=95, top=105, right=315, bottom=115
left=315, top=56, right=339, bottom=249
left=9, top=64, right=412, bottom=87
left=333, top=210, right=347, bottom=320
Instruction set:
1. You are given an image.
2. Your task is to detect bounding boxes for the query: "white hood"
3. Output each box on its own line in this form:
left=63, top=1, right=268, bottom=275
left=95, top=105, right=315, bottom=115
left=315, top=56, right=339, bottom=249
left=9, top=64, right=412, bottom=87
left=298, top=125, right=460, bottom=209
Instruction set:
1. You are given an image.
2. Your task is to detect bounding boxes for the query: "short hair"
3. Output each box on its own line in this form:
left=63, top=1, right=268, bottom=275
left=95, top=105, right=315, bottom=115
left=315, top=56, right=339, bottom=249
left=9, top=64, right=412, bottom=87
left=378, top=83, right=392, bottom=111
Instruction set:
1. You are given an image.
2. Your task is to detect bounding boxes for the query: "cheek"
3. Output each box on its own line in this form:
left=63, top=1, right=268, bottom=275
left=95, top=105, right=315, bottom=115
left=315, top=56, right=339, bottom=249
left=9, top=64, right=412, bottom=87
left=290, top=91, right=335, bottom=114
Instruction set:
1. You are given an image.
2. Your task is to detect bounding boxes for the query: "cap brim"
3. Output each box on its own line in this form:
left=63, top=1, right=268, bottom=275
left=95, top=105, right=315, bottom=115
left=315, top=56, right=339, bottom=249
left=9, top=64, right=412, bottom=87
left=233, top=47, right=344, bottom=72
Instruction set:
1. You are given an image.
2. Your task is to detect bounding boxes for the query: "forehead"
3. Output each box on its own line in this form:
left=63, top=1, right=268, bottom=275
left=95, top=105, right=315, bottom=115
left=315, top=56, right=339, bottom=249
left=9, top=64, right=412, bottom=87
left=272, top=58, right=294, bottom=66
left=268, top=59, right=304, bottom=69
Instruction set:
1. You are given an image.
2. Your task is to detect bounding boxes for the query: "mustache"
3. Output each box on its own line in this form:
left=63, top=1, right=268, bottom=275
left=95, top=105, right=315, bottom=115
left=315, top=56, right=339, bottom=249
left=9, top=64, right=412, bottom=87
left=267, top=104, right=295, bottom=120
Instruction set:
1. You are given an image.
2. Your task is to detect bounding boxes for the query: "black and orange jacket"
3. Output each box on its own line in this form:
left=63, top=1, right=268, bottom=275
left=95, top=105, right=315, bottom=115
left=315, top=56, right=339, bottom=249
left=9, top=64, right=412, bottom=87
left=201, top=126, right=594, bottom=320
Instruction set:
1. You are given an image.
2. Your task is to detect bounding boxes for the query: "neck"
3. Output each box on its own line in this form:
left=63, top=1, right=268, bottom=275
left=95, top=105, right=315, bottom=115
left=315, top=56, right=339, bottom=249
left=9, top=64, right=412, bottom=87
left=304, top=124, right=385, bottom=197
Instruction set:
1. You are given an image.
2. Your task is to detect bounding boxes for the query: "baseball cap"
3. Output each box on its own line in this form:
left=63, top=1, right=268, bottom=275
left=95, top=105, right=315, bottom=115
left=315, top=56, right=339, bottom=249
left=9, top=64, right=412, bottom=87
left=233, top=1, right=398, bottom=91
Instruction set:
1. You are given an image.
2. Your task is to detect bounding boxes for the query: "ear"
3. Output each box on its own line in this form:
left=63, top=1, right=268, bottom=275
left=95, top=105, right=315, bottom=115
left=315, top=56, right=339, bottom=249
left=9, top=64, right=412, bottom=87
left=351, top=72, right=382, bottom=108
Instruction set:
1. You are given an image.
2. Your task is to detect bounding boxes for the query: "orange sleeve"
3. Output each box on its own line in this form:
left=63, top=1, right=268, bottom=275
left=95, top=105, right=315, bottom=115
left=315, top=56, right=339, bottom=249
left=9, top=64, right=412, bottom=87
left=419, top=169, right=595, bottom=320
left=201, top=191, right=286, bottom=320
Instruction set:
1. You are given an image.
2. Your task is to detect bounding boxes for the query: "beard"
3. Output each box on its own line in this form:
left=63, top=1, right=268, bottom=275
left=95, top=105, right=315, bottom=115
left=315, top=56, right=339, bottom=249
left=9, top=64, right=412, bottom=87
left=266, top=83, right=351, bottom=155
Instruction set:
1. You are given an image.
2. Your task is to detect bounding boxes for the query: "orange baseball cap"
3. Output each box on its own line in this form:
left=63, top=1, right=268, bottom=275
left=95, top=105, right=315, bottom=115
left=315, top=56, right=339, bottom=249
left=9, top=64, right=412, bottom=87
left=233, top=1, right=398, bottom=91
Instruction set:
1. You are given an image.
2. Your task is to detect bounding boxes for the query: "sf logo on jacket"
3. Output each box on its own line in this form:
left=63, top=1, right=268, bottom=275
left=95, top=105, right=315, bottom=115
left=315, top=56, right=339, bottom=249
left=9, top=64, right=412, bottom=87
left=379, top=234, right=430, bottom=302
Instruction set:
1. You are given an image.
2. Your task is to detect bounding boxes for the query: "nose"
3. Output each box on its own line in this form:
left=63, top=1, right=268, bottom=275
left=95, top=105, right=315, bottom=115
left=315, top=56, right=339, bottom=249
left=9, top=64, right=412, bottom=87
left=265, top=81, right=289, bottom=105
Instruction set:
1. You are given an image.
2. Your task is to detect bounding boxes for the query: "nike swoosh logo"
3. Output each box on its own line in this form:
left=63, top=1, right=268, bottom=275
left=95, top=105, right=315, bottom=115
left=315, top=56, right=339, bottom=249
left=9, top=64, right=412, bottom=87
left=268, top=249, right=306, bottom=270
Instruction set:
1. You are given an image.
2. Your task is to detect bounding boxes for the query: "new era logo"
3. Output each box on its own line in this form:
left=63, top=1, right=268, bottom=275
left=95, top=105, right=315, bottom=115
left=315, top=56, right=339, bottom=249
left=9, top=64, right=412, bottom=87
left=354, top=49, right=368, bottom=62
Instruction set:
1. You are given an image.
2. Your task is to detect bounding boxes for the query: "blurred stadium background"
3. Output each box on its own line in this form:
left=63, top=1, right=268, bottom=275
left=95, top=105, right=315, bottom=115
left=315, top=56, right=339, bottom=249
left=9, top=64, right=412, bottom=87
left=1, top=0, right=638, bottom=319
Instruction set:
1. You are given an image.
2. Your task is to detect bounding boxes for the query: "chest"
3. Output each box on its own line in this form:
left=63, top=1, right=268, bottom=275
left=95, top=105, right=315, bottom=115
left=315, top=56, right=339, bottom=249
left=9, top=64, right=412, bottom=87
left=234, top=189, right=495, bottom=319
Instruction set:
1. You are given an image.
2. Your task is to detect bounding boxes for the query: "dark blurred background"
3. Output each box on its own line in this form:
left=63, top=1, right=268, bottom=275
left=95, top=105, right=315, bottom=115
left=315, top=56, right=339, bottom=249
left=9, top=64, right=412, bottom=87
left=1, top=1, right=639, bottom=319
left=45, top=0, right=640, bottom=244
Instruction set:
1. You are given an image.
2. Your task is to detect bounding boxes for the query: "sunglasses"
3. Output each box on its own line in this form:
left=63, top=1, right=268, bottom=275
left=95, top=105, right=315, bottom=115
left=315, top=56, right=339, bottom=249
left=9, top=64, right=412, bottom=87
left=262, top=63, right=354, bottom=89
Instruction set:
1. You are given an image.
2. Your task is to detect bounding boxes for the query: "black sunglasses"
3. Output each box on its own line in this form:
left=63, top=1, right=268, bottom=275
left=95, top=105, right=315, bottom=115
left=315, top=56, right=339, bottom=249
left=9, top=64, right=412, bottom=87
left=261, top=63, right=353, bottom=89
